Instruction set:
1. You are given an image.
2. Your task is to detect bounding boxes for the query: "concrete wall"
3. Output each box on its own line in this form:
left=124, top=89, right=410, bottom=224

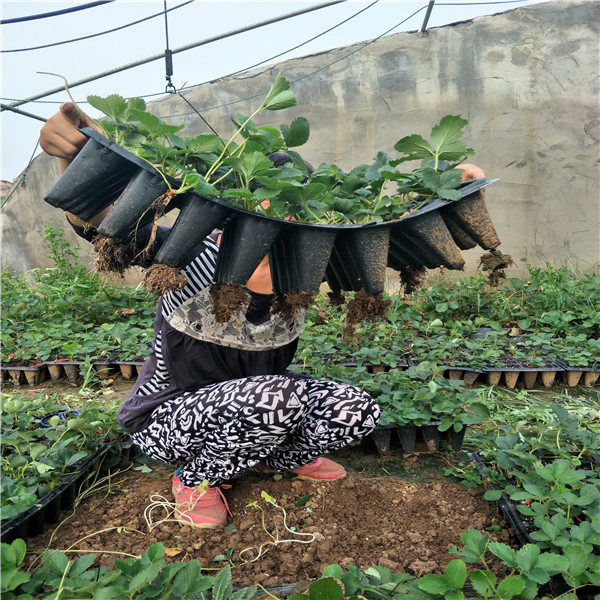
left=2, top=0, right=598, bottom=283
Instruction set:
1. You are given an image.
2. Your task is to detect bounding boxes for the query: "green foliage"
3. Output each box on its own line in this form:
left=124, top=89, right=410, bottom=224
left=88, top=73, right=475, bottom=224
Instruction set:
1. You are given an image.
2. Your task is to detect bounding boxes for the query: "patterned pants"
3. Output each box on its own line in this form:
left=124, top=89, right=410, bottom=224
left=130, top=375, right=379, bottom=486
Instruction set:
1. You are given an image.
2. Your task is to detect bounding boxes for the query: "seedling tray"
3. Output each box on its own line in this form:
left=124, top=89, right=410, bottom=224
left=45, top=128, right=499, bottom=294
left=43, top=360, right=83, bottom=383
left=369, top=422, right=467, bottom=456
left=0, top=443, right=110, bottom=544
left=2, top=363, right=48, bottom=386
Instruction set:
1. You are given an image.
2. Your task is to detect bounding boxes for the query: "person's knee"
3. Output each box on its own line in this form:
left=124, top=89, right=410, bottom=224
left=341, top=384, right=380, bottom=432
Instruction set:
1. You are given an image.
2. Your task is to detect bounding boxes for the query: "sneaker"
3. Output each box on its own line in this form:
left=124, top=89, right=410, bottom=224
left=291, top=457, right=346, bottom=481
left=172, top=473, right=231, bottom=529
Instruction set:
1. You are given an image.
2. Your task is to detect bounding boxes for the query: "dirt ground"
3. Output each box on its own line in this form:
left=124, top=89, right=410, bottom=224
left=26, top=452, right=513, bottom=587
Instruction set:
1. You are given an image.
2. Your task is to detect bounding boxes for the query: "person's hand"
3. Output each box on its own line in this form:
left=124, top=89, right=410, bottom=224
left=456, top=163, right=485, bottom=182
left=40, top=102, right=101, bottom=172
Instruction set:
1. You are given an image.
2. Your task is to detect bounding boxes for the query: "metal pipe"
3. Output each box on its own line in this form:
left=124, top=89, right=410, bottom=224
left=3, top=0, right=346, bottom=111
left=0, top=103, right=47, bottom=122
left=420, top=0, right=436, bottom=32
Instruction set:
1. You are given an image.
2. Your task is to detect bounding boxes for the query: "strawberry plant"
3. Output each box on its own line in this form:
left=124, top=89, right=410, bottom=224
left=88, top=74, right=476, bottom=225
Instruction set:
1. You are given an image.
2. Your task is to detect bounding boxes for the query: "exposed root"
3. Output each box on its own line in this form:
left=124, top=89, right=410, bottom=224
left=134, top=191, right=174, bottom=261
left=399, top=266, right=428, bottom=295
left=209, top=282, right=249, bottom=323
left=92, top=235, right=135, bottom=276
left=344, top=289, right=391, bottom=336
left=479, top=249, right=514, bottom=285
left=327, top=291, right=346, bottom=307
left=143, top=262, right=188, bottom=296
left=271, top=292, right=316, bottom=321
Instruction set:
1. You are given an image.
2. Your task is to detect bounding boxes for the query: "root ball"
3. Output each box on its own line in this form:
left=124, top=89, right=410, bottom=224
left=144, top=263, right=188, bottom=296
left=93, top=235, right=136, bottom=276
left=272, top=292, right=316, bottom=321
left=399, top=266, right=428, bottom=295
left=209, top=283, right=249, bottom=323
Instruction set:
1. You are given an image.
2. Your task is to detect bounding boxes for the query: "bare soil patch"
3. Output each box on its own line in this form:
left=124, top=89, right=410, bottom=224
left=27, top=461, right=512, bottom=587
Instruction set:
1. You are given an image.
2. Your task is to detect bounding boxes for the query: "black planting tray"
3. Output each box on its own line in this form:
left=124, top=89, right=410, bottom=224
left=370, top=422, right=467, bottom=456
left=0, top=444, right=110, bottom=544
left=45, top=128, right=499, bottom=295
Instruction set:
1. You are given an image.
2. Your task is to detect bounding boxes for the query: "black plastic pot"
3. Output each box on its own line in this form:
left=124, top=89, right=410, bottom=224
left=0, top=444, right=109, bottom=543
left=325, top=226, right=391, bottom=294
left=439, top=192, right=500, bottom=250
left=214, top=213, right=284, bottom=286
left=45, top=138, right=137, bottom=222
left=370, top=425, right=396, bottom=456
left=397, top=425, right=417, bottom=453
left=154, top=194, right=231, bottom=267
left=269, top=226, right=338, bottom=294
left=391, top=211, right=465, bottom=270
left=97, top=169, right=170, bottom=239
left=421, top=420, right=443, bottom=451
left=448, top=425, right=467, bottom=451
left=3, top=364, right=47, bottom=386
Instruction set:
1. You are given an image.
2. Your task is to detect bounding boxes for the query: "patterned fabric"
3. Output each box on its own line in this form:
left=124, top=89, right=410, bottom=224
left=167, top=287, right=305, bottom=351
left=136, top=330, right=169, bottom=396
left=130, top=375, right=379, bottom=486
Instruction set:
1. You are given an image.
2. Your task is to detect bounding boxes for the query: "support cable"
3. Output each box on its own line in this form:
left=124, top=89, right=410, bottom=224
left=163, top=3, right=428, bottom=120
left=2, top=0, right=194, bottom=54
left=1, top=0, right=378, bottom=105
left=0, top=103, right=48, bottom=122
left=2, top=0, right=346, bottom=111
left=1, top=1, right=114, bottom=25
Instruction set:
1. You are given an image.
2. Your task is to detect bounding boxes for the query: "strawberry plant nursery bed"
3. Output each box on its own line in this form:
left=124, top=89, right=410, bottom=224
left=25, top=449, right=515, bottom=588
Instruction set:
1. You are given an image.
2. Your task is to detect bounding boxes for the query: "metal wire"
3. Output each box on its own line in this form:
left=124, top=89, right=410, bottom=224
left=1, top=1, right=115, bottom=25
left=2, top=1, right=194, bottom=54
left=0, top=140, right=40, bottom=212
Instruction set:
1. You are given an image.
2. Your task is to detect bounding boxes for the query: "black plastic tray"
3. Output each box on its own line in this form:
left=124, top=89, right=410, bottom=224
left=370, top=422, right=467, bottom=456
left=44, top=128, right=499, bottom=295
left=0, top=444, right=110, bottom=543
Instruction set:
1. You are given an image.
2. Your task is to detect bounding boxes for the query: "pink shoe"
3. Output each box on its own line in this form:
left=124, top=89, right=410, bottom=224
left=172, top=474, right=232, bottom=529
left=291, top=457, right=346, bottom=481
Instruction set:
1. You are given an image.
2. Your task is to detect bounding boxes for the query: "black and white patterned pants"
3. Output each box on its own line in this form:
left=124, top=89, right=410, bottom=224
left=130, top=375, right=379, bottom=487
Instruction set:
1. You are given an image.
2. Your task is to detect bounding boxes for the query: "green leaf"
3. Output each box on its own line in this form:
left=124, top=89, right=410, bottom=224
left=418, top=574, right=449, bottom=594
left=445, top=560, right=467, bottom=589
left=394, top=134, right=433, bottom=162
left=127, top=561, right=162, bottom=593
left=515, top=544, right=540, bottom=572
left=496, top=576, right=525, bottom=599
left=484, top=490, right=502, bottom=502
left=488, top=542, right=517, bottom=567
left=87, top=94, right=128, bottom=121
left=469, top=570, right=496, bottom=596
left=263, top=73, right=296, bottom=111
left=296, top=494, right=314, bottom=507
left=212, top=565, right=233, bottom=600
left=321, top=564, right=343, bottom=579
left=281, top=117, right=310, bottom=147
left=307, top=577, right=344, bottom=600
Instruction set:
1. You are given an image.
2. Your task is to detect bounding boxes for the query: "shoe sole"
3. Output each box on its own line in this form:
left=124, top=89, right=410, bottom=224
left=175, top=517, right=224, bottom=529
left=295, top=471, right=347, bottom=482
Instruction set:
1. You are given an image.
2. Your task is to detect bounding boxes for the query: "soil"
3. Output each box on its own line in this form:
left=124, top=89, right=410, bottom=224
left=344, top=290, right=391, bottom=337
left=478, top=250, right=514, bottom=286
left=210, top=283, right=249, bottom=323
left=398, top=267, right=428, bottom=295
left=327, top=291, right=346, bottom=307
left=93, top=235, right=136, bottom=277
left=144, top=262, right=188, bottom=296
left=272, top=293, right=316, bottom=321
left=26, top=454, right=513, bottom=587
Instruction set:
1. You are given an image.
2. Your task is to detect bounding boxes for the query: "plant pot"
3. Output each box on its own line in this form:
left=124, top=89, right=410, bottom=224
left=57, top=362, right=82, bottom=383
left=369, top=365, right=386, bottom=375
left=97, top=169, right=170, bottom=239
left=462, top=370, right=479, bottom=386
left=397, top=425, right=417, bottom=453
left=325, top=226, right=390, bottom=294
left=23, top=367, right=47, bottom=386
left=583, top=371, right=599, bottom=387
left=370, top=426, right=394, bottom=456
left=0, top=444, right=110, bottom=543
left=392, top=211, right=465, bottom=270
left=154, top=194, right=232, bottom=267
left=269, top=226, right=338, bottom=294
left=447, top=369, right=463, bottom=381
left=439, top=192, right=500, bottom=250
left=447, top=425, right=467, bottom=451
left=119, top=364, right=136, bottom=380
left=44, top=136, right=137, bottom=222
left=93, top=363, right=115, bottom=379
left=522, top=371, right=538, bottom=389
left=504, top=371, right=519, bottom=389
left=213, top=213, right=284, bottom=286
left=8, top=370, right=24, bottom=385
left=564, top=370, right=583, bottom=387
left=421, top=421, right=443, bottom=451
left=439, top=218, right=478, bottom=250
left=540, top=371, right=556, bottom=388
left=46, top=363, right=63, bottom=381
